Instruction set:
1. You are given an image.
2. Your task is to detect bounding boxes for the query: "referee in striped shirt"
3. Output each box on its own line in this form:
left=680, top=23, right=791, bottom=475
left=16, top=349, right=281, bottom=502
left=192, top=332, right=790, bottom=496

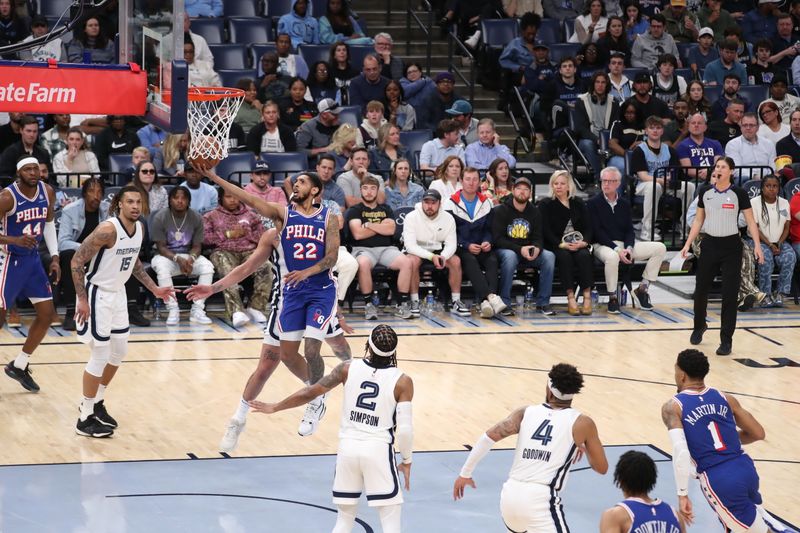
left=680, top=157, right=765, bottom=355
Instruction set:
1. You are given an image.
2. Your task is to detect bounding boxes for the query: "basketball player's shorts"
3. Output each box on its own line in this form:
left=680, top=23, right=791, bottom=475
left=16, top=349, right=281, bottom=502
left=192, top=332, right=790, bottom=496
left=77, top=284, right=129, bottom=346
left=698, top=454, right=767, bottom=533
left=500, top=478, right=569, bottom=533
left=263, top=290, right=342, bottom=347
left=278, top=282, right=337, bottom=342
left=332, top=439, right=403, bottom=507
left=0, top=252, right=52, bottom=308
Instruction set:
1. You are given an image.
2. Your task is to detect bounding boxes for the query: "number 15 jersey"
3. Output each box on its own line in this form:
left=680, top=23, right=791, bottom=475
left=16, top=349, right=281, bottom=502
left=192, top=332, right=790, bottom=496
left=339, top=359, right=403, bottom=445
left=85, top=218, right=143, bottom=292
left=508, top=404, right=581, bottom=487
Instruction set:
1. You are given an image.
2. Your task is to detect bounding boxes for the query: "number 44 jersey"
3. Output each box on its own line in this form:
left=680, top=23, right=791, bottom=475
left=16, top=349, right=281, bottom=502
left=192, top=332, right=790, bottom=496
left=339, top=359, right=404, bottom=444
left=508, top=404, right=581, bottom=487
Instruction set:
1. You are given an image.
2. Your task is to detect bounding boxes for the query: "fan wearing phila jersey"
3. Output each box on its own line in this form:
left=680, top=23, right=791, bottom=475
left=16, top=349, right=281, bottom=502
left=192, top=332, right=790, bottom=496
left=201, top=167, right=340, bottom=437
left=453, top=363, right=608, bottom=533
left=70, top=186, right=175, bottom=438
left=250, top=324, right=414, bottom=533
left=600, top=450, right=684, bottom=533
left=662, top=349, right=792, bottom=532
left=0, top=156, right=60, bottom=393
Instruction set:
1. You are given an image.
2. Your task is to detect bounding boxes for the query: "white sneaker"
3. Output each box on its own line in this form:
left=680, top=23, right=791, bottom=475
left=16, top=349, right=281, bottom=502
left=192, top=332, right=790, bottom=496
left=220, top=418, right=246, bottom=453
left=479, top=299, right=494, bottom=318
left=190, top=306, right=212, bottom=324
left=487, top=293, right=507, bottom=315
left=465, top=30, right=481, bottom=48
left=245, top=307, right=267, bottom=323
left=166, top=306, right=180, bottom=326
left=298, top=393, right=327, bottom=437
left=231, top=311, right=249, bottom=328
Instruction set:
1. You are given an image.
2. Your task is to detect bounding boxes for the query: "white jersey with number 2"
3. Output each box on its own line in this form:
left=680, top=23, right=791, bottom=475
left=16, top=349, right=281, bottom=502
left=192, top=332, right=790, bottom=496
left=508, top=404, right=581, bottom=487
left=339, top=359, right=403, bottom=444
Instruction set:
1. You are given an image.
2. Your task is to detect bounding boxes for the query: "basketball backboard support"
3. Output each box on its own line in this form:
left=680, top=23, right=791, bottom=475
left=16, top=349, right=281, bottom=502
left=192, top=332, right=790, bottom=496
left=118, top=0, right=188, bottom=133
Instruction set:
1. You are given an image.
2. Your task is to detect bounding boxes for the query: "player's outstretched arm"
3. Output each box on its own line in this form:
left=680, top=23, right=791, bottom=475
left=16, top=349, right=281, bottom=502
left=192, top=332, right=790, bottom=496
left=199, top=167, right=285, bottom=222
left=573, top=414, right=608, bottom=475
left=131, top=258, right=176, bottom=302
left=185, top=229, right=277, bottom=302
left=725, top=393, right=766, bottom=445
left=249, top=361, right=350, bottom=414
left=70, top=221, right=117, bottom=323
left=283, top=214, right=340, bottom=287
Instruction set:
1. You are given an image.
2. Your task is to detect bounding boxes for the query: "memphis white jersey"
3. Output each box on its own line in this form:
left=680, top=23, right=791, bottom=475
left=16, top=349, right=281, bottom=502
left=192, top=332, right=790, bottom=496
left=339, top=359, right=403, bottom=444
left=85, top=218, right=143, bottom=292
left=508, top=404, right=581, bottom=487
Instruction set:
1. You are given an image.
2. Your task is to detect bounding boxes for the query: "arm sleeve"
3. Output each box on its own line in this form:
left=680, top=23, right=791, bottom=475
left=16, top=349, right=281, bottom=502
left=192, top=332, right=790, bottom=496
left=44, top=221, right=58, bottom=256
left=395, top=401, right=413, bottom=464
left=459, top=433, right=495, bottom=478
left=668, top=428, right=692, bottom=496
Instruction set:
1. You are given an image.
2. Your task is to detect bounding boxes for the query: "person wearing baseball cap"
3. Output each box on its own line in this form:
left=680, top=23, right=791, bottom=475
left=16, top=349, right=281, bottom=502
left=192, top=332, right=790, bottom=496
left=417, top=71, right=463, bottom=130
left=663, top=0, right=699, bottom=44
left=295, top=98, right=341, bottom=161
left=19, top=15, right=65, bottom=62
left=627, top=71, right=672, bottom=122
left=445, top=100, right=479, bottom=145
left=402, top=186, right=472, bottom=317
left=492, top=173, right=557, bottom=316
left=243, top=160, right=288, bottom=206
left=686, top=26, right=719, bottom=74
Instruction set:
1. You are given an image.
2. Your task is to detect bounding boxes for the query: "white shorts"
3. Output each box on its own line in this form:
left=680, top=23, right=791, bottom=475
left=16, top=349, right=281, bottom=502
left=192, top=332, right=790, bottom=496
left=500, top=478, right=568, bottom=533
left=332, top=439, right=403, bottom=508
left=76, top=285, right=129, bottom=346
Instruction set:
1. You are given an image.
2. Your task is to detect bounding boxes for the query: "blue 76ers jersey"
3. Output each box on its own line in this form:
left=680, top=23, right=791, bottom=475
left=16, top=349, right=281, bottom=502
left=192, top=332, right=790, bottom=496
left=2, top=181, right=49, bottom=256
left=618, top=498, right=681, bottom=533
left=673, top=387, right=743, bottom=473
left=278, top=205, right=332, bottom=290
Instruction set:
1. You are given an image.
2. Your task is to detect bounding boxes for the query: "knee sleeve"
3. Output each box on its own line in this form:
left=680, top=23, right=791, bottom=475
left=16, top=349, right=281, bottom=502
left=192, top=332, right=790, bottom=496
left=108, top=337, right=128, bottom=366
left=85, top=342, right=111, bottom=377
left=377, top=504, right=402, bottom=533
left=331, top=504, right=358, bottom=533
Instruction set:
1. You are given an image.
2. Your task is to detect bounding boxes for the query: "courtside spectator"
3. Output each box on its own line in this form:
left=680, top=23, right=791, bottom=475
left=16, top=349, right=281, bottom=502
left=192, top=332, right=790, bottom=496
left=608, top=52, right=632, bottom=102
left=94, top=116, right=139, bottom=171
left=677, top=113, right=723, bottom=183
left=709, top=74, right=751, bottom=121
left=607, top=101, right=644, bottom=173
left=349, top=55, right=391, bottom=113
left=282, top=154, right=347, bottom=210
left=652, top=53, right=687, bottom=108
left=429, top=155, right=464, bottom=197
left=66, top=17, right=115, bottom=64
left=307, top=61, right=341, bottom=104
left=234, top=79, right=263, bottom=134
left=623, top=73, right=672, bottom=123
left=39, top=114, right=71, bottom=161
left=663, top=0, right=699, bottom=43
left=689, top=27, right=719, bottom=76
left=245, top=161, right=288, bottom=206
left=18, top=16, right=62, bottom=61
left=246, top=100, right=298, bottom=155
left=296, top=98, right=341, bottom=159
left=278, top=0, right=320, bottom=48
left=742, top=0, right=779, bottom=44
left=748, top=39, right=776, bottom=85
left=279, top=78, right=317, bottom=131
left=624, top=1, right=650, bottom=41
left=137, top=123, right=167, bottom=152
left=631, top=14, right=680, bottom=70
left=185, top=0, right=222, bottom=17
left=185, top=41, right=221, bottom=87
left=768, top=12, right=798, bottom=71
left=53, top=128, right=100, bottom=186
left=131, top=160, right=169, bottom=214
left=574, top=72, right=618, bottom=179
left=319, top=0, right=372, bottom=45
left=0, top=116, right=51, bottom=176
left=726, top=113, right=777, bottom=182
left=569, top=0, right=608, bottom=44
left=697, top=2, right=735, bottom=42
left=337, top=147, right=387, bottom=207
left=327, top=123, right=358, bottom=170
left=154, top=134, right=188, bottom=177
left=180, top=165, right=218, bottom=214
left=385, top=158, right=424, bottom=210
left=420, top=119, right=465, bottom=171
left=329, top=42, right=359, bottom=90
left=598, top=17, right=631, bottom=65
left=684, top=79, right=712, bottom=118
left=664, top=100, right=690, bottom=148
left=356, top=100, right=387, bottom=149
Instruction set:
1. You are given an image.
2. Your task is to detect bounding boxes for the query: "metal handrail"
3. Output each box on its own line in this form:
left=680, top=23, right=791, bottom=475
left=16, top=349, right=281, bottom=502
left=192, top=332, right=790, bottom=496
left=446, top=29, right=475, bottom=106
left=406, top=0, right=433, bottom=76
left=508, top=86, right=535, bottom=157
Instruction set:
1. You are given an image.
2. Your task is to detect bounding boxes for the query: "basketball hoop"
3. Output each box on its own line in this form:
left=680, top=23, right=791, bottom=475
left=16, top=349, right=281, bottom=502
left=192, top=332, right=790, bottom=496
left=186, top=86, right=245, bottom=169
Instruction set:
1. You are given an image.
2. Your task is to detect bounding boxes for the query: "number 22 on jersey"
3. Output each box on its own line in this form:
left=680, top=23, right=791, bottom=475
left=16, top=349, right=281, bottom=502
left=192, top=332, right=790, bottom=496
left=293, top=242, right=318, bottom=260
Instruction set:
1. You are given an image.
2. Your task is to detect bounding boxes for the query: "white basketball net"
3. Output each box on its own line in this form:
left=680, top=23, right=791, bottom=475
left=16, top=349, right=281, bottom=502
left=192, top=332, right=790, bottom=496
left=186, top=87, right=245, bottom=163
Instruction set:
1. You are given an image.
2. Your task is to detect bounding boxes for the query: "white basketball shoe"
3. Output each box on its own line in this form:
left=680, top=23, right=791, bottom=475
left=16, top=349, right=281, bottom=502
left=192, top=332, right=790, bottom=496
left=298, top=393, right=327, bottom=437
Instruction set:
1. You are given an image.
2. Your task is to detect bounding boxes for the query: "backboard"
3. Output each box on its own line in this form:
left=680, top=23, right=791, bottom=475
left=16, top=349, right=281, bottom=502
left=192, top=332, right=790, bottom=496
left=118, top=0, right=188, bottom=133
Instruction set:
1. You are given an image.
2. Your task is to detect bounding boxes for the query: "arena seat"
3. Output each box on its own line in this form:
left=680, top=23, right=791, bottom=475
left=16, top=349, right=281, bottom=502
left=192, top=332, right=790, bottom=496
left=480, top=19, right=519, bottom=51
left=215, top=152, right=256, bottom=184
left=190, top=18, right=225, bottom=44
left=399, top=130, right=432, bottom=170
left=209, top=44, right=249, bottom=70
left=260, top=152, right=308, bottom=187
left=228, top=17, right=273, bottom=45
left=217, top=69, right=257, bottom=88
left=223, top=0, right=259, bottom=17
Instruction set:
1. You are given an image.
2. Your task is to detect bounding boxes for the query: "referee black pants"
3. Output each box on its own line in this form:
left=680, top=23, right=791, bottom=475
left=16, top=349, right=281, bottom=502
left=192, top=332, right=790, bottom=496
left=693, top=235, right=742, bottom=345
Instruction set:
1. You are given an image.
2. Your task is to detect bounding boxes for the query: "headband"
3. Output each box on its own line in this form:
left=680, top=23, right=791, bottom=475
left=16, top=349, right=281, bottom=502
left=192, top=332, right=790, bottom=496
left=549, top=379, right=575, bottom=401
left=16, top=157, right=39, bottom=171
left=368, top=335, right=396, bottom=358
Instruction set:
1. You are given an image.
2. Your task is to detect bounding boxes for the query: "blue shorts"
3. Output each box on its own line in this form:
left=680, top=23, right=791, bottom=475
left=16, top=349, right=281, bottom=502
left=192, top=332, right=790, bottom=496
left=0, top=252, right=52, bottom=308
left=698, top=454, right=763, bottom=532
left=278, top=283, right=337, bottom=341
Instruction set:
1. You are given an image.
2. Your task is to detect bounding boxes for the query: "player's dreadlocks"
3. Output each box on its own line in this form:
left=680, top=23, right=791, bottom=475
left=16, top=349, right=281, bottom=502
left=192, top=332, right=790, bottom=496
left=364, top=324, right=398, bottom=368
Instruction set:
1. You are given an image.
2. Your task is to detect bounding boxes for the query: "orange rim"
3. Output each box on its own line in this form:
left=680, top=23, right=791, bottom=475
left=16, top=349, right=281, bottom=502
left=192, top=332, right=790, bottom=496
left=188, top=87, right=245, bottom=102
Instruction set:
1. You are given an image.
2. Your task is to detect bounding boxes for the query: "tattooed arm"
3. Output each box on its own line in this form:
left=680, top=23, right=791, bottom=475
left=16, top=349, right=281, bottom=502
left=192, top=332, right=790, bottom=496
left=282, top=214, right=340, bottom=287
left=249, top=361, right=351, bottom=414
left=70, top=221, right=117, bottom=323
left=486, top=407, right=525, bottom=441
left=132, top=258, right=177, bottom=302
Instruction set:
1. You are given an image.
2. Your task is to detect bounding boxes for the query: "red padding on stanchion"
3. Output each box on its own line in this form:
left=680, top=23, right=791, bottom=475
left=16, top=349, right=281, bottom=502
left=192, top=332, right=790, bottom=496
left=0, top=62, right=147, bottom=114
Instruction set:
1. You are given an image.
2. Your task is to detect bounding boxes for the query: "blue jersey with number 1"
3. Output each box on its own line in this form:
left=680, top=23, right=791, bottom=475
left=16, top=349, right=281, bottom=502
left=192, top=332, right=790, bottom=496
left=2, top=181, right=49, bottom=256
left=278, top=204, right=332, bottom=291
left=673, top=387, right=743, bottom=473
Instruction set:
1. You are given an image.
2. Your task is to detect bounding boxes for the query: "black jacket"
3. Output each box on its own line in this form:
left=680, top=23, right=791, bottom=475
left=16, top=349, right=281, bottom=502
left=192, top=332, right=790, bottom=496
left=586, top=192, right=635, bottom=250
left=0, top=142, right=51, bottom=177
left=775, top=134, right=800, bottom=164
left=538, top=197, right=593, bottom=250
left=490, top=195, right=543, bottom=255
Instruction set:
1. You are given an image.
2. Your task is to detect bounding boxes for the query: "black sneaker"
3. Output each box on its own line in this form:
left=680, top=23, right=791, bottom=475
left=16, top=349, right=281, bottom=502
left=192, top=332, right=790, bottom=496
left=500, top=307, right=516, bottom=317
left=536, top=305, right=556, bottom=316
left=76, top=415, right=114, bottom=438
left=738, top=293, right=756, bottom=312
left=690, top=326, right=707, bottom=345
left=716, top=343, right=732, bottom=356
left=633, top=287, right=654, bottom=311
left=128, top=305, right=151, bottom=327
left=4, top=362, right=40, bottom=392
left=93, top=400, right=118, bottom=428
left=61, top=311, right=76, bottom=331
left=607, top=298, right=620, bottom=314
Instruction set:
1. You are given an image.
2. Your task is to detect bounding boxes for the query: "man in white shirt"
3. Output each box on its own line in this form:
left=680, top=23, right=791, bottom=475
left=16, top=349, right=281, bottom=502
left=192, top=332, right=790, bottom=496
left=185, top=41, right=221, bottom=87
left=725, top=112, right=777, bottom=184
left=419, top=119, right=465, bottom=171
left=18, top=16, right=63, bottom=61
left=762, top=75, right=800, bottom=125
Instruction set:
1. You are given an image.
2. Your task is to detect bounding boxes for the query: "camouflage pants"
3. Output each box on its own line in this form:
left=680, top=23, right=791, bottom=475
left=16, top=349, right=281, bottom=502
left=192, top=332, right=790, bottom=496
left=692, top=235, right=760, bottom=304
left=209, top=250, right=272, bottom=318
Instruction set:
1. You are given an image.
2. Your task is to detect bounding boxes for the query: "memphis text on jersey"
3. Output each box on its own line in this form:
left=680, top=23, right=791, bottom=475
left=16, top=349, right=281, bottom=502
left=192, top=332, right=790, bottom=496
left=349, top=410, right=379, bottom=427
left=683, top=402, right=729, bottom=427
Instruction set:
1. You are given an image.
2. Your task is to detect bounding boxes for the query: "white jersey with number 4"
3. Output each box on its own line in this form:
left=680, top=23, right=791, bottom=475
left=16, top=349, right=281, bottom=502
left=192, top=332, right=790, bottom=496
left=339, top=359, right=403, bottom=444
left=85, top=217, right=143, bottom=292
left=508, top=404, right=581, bottom=487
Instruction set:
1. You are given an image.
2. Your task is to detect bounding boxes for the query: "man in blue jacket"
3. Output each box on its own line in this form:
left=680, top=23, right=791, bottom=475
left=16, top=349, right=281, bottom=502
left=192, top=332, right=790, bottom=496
left=587, top=167, right=666, bottom=314
left=446, top=168, right=506, bottom=318
left=277, top=0, right=320, bottom=48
